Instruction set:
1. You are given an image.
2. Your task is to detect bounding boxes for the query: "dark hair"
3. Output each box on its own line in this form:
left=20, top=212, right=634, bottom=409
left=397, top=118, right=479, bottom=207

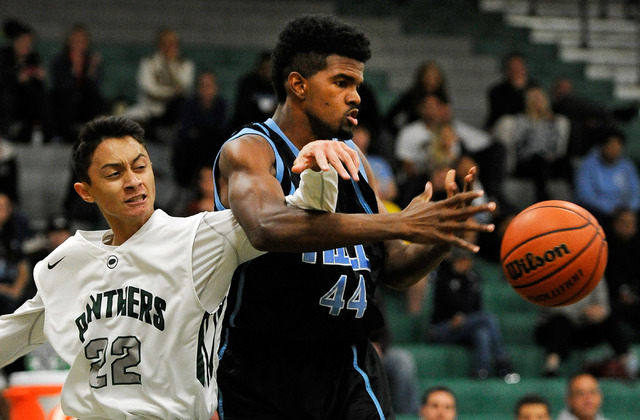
left=3, top=18, right=32, bottom=40
left=271, top=14, right=371, bottom=103
left=599, top=126, right=626, bottom=145
left=72, top=116, right=146, bottom=184
left=421, top=386, right=457, bottom=406
left=514, top=393, right=550, bottom=417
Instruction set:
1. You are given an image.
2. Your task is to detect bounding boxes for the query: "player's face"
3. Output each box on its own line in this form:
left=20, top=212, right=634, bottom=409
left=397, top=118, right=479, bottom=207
left=420, top=391, right=457, bottom=420
left=568, top=375, right=602, bottom=419
left=75, top=136, right=156, bottom=238
left=304, top=54, right=363, bottom=140
left=517, top=403, right=550, bottom=420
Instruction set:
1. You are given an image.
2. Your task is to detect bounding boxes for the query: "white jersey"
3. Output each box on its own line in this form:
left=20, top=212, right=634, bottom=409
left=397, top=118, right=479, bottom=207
left=0, top=168, right=338, bottom=419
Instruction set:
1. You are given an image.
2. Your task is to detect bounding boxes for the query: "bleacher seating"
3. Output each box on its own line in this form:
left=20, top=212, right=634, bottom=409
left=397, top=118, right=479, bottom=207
left=1, top=2, right=639, bottom=418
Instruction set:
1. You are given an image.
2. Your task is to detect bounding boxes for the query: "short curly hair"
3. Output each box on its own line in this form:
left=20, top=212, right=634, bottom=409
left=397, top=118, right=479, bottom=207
left=271, top=14, right=371, bottom=103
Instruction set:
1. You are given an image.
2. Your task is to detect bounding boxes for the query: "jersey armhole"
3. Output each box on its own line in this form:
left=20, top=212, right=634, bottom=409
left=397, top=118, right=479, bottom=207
left=213, top=128, right=286, bottom=211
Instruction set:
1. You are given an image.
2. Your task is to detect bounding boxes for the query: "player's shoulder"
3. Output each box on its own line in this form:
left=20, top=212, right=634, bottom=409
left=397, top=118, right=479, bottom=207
left=219, top=132, right=275, bottom=168
left=198, top=209, right=240, bottom=233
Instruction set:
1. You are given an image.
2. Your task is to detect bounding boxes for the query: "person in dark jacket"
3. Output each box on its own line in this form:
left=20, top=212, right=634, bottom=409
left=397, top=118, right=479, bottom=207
left=428, top=248, right=516, bottom=380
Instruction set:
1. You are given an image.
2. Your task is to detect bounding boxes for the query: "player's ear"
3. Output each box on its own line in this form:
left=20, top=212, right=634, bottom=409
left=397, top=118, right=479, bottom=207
left=288, top=72, right=306, bottom=99
left=74, top=182, right=95, bottom=203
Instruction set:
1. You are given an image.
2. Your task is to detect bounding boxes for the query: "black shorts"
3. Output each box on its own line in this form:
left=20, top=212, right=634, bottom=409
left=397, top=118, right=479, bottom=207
left=217, top=339, right=394, bottom=420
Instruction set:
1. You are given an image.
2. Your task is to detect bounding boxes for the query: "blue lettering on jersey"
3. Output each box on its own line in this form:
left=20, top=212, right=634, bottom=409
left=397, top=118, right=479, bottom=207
left=301, top=244, right=370, bottom=271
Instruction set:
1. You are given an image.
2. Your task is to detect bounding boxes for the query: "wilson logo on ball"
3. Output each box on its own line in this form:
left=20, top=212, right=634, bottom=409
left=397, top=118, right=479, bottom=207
left=504, top=243, right=571, bottom=281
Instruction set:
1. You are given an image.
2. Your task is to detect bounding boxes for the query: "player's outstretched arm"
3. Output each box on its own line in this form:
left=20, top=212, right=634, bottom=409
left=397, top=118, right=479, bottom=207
left=218, top=136, right=495, bottom=252
left=0, top=295, right=46, bottom=368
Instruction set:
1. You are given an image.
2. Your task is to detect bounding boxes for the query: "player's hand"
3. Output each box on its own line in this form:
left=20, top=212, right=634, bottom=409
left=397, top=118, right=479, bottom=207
left=445, top=166, right=477, bottom=198
left=399, top=182, right=495, bottom=252
left=292, top=140, right=360, bottom=181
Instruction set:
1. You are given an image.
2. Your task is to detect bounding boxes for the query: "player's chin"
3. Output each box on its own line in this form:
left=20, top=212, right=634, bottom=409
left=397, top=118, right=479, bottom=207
left=336, top=124, right=354, bottom=140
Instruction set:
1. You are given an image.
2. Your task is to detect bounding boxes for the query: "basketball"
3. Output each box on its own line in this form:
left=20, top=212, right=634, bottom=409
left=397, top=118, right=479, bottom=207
left=500, top=200, right=608, bottom=307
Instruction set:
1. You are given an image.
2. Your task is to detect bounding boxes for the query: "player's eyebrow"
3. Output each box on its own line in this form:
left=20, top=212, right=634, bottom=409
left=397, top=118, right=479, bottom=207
left=332, top=73, right=361, bottom=84
left=100, top=153, right=147, bottom=171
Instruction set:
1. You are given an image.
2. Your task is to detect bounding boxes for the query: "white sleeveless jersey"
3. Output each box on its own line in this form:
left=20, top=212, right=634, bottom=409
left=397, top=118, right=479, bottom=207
left=34, top=209, right=260, bottom=420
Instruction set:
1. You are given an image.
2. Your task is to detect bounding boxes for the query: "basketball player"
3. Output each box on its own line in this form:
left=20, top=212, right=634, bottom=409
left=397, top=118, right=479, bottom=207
left=213, top=15, right=496, bottom=419
left=0, top=115, right=353, bottom=419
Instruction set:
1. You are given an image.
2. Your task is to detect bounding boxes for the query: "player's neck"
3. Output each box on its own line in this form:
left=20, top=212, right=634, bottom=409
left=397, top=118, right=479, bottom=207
left=272, top=104, right=315, bottom=150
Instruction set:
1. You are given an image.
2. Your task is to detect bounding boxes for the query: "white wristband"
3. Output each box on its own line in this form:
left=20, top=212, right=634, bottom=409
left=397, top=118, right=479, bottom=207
left=285, top=167, right=339, bottom=212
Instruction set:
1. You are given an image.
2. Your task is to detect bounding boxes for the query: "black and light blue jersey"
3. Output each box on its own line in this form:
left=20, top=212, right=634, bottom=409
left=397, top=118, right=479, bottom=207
left=213, top=119, right=386, bottom=348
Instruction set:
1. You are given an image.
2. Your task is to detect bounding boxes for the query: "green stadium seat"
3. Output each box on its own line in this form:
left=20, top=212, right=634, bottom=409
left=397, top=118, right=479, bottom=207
left=499, top=315, right=537, bottom=346
left=400, top=343, right=471, bottom=379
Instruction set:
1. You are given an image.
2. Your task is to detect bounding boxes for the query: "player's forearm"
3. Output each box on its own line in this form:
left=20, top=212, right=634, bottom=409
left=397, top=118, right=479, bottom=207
left=0, top=297, right=46, bottom=368
left=381, top=242, right=450, bottom=291
left=244, top=208, right=410, bottom=252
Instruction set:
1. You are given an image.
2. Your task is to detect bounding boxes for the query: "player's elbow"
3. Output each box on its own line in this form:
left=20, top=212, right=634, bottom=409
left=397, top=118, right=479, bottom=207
left=243, top=217, right=287, bottom=251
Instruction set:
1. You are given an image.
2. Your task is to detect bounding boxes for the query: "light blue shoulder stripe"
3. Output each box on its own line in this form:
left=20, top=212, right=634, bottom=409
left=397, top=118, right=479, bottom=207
left=343, top=139, right=369, bottom=183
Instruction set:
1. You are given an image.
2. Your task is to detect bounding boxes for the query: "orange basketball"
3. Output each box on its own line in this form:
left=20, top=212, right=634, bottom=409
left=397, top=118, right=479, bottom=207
left=500, top=200, right=608, bottom=307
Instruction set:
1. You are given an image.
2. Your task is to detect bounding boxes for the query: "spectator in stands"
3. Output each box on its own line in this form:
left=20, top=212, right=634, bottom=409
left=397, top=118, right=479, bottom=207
left=574, top=128, right=640, bottom=235
left=497, top=86, right=571, bottom=202
left=228, top=50, right=276, bottom=133
left=394, top=91, right=447, bottom=207
left=485, top=52, right=538, bottom=130
left=172, top=70, right=227, bottom=188
left=604, top=207, right=640, bottom=340
left=0, top=136, right=19, bottom=205
left=515, top=393, right=552, bottom=420
left=49, top=23, right=107, bottom=143
left=124, top=28, right=195, bottom=140
left=386, top=60, right=449, bottom=137
left=551, top=77, right=618, bottom=159
left=0, top=19, right=53, bottom=143
left=553, top=76, right=638, bottom=157
left=442, top=97, right=508, bottom=205
left=427, top=247, right=517, bottom=380
left=419, top=386, right=457, bottom=420
left=0, top=193, right=31, bottom=317
left=426, top=122, right=466, bottom=172
left=534, top=280, right=637, bottom=379
left=556, top=373, right=610, bottom=420
left=182, top=165, right=215, bottom=216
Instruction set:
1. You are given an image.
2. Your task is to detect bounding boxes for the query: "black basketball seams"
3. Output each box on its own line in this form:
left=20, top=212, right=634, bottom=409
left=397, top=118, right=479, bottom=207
left=501, top=221, right=593, bottom=264
left=510, top=228, right=600, bottom=289
left=550, top=239, right=608, bottom=307
left=519, top=204, right=592, bottom=223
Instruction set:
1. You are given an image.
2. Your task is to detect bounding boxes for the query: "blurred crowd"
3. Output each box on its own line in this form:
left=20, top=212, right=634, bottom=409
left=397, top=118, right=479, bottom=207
left=1, top=15, right=639, bottom=419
